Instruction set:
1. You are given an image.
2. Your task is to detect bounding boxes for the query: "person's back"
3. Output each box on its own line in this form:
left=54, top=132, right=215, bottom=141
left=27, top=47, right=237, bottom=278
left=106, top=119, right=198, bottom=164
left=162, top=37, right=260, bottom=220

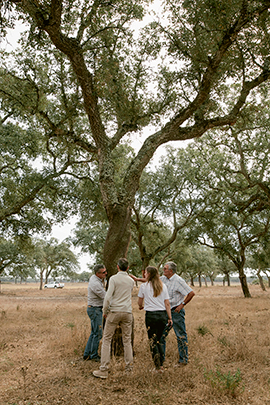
left=104, top=271, right=134, bottom=313
left=137, top=266, right=172, bottom=371
left=93, top=258, right=134, bottom=379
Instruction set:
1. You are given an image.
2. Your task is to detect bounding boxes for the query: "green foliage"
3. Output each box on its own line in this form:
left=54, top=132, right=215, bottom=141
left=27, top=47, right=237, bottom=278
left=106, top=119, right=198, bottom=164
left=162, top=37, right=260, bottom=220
left=1, top=0, right=270, bottom=280
left=75, top=271, right=91, bottom=282
left=204, top=367, right=244, bottom=397
left=196, top=324, right=212, bottom=337
left=184, top=128, right=270, bottom=296
left=33, top=238, right=80, bottom=282
left=66, top=323, right=75, bottom=329
left=130, top=147, right=214, bottom=270
left=0, top=236, right=35, bottom=277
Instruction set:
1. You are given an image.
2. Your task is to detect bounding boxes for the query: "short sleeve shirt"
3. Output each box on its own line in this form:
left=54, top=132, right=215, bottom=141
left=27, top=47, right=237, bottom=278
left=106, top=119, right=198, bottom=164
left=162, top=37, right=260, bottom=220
left=138, top=282, right=169, bottom=311
left=160, top=274, right=192, bottom=308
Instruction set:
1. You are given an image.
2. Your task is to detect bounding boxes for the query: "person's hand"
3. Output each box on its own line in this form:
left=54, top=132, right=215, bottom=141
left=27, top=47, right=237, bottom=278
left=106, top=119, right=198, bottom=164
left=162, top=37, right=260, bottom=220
left=138, top=306, right=144, bottom=310
left=174, top=303, right=184, bottom=313
left=103, top=314, right=107, bottom=319
left=168, top=319, right=173, bottom=326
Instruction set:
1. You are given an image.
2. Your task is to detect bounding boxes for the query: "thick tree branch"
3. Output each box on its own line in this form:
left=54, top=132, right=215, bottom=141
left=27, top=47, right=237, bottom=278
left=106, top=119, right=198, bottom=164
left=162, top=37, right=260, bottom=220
left=0, top=160, right=72, bottom=222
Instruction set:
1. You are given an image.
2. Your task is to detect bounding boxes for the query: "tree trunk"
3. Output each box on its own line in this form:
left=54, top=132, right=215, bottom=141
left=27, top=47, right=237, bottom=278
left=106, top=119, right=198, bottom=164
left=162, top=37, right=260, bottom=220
left=267, top=275, right=270, bottom=288
left=190, top=276, right=194, bottom=287
left=238, top=265, right=251, bottom=298
left=198, top=274, right=202, bottom=287
left=258, top=274, right=266, bottom=291
left=141, top=256, right=152, bottom=275
left=223, top=272, right=230, bottom=286
left=39, top=269, right=44, bottom=290
left=103, top=204, right=132, bottom=278
left=110, top=316, right=135, bottom=357
left=257, top=269, right=266, bottom=291
left=263, top=272, right=270, bottom=287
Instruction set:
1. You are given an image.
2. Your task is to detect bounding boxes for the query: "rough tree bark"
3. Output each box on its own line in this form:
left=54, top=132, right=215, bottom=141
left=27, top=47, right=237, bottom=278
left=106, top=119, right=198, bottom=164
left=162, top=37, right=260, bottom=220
left=238, top=264, right=251, bottom=298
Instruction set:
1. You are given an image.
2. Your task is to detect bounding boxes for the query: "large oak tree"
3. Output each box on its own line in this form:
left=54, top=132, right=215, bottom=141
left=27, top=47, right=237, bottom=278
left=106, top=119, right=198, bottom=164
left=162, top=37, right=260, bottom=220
left=1, top=0, right=270, bottom=276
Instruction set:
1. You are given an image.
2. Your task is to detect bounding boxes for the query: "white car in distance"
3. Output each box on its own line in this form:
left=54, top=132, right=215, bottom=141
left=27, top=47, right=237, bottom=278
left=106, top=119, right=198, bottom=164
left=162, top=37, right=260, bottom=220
left=44, top=281, right=64, bottom=289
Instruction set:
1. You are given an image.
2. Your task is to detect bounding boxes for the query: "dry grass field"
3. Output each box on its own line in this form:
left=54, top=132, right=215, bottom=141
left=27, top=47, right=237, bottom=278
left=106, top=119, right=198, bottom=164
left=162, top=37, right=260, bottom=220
left=0, top=282, right=270, bottom=405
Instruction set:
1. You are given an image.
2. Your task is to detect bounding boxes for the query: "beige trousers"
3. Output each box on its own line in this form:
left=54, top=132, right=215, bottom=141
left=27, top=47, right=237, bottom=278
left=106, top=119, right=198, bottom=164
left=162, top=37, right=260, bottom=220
left=100, top=311, right=133, bottom=371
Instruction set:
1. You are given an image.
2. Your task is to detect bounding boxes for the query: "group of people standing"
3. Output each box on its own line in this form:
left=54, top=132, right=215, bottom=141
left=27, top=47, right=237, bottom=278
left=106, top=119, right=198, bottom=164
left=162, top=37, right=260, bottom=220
left=83, top=258, right=195, bottom=379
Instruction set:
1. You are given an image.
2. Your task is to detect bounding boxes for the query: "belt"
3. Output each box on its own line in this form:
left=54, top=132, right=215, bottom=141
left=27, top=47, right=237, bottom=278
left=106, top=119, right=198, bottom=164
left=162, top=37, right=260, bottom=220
left=88, top=305, right=103, bottom=308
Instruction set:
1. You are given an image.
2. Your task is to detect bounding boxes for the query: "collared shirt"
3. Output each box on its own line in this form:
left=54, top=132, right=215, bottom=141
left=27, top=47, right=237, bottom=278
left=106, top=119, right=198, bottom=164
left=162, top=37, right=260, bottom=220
left=87, top=274, right=106, bottom=307
left=160, top=273, right=192, bottom=308
left=103, top=271, right=134, bottom=315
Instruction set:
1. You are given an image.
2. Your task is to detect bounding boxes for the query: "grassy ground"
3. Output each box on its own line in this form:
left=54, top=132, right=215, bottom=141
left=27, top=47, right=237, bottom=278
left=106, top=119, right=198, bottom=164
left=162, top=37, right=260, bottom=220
left=0, top=282, right=270, bottom=405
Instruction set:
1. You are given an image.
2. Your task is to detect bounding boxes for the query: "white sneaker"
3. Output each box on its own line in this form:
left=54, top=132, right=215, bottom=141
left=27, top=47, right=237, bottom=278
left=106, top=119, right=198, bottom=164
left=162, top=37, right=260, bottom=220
left=93, top=369, right=108, bottom=379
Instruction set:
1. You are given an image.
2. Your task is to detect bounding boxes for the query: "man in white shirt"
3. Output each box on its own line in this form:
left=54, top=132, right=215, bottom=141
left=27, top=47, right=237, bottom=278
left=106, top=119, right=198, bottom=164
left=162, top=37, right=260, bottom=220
left=83, top=264, right=107, bottom=361
left=160, top=261, right=195, bottom=365
left=93, top=258, right=134, bottom=379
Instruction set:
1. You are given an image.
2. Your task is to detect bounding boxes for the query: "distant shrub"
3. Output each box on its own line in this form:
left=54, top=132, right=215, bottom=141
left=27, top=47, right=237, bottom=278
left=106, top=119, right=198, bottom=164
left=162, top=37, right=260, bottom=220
left=251, top=278, right=267, bottom=285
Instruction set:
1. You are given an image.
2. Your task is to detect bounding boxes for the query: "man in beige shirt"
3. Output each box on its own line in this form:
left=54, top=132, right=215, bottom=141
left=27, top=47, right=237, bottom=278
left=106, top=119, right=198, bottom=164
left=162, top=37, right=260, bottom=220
left=93, top=258, right=134, bottom=379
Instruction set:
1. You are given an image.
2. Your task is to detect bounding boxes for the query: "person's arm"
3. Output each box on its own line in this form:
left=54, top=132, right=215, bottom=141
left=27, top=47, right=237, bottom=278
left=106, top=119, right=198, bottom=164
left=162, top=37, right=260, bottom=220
left=174, top=290, right=195, bottom=313
left=93, top=280, right=106, bottom=299
left=138, top=296, right=144, bottom=310
left=164, top=299, right=173, bottom=326
left=129, top=274, right=147, bottom=283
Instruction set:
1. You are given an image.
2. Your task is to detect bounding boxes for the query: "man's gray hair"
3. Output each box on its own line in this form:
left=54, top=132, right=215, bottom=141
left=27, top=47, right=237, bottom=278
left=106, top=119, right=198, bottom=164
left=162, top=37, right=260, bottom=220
left=93, top=264, right=105, bottom=274
left=165, top=261, right=177, bottom=273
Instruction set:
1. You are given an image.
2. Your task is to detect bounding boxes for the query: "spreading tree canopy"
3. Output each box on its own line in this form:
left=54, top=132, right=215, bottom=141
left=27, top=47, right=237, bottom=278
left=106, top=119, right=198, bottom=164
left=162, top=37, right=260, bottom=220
left=1, top=0, right=270, bottom=276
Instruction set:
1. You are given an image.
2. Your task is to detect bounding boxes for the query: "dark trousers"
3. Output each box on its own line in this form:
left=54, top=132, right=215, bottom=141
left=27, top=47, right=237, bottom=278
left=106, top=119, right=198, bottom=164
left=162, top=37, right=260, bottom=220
left=145, top=310, right=167, bottom=369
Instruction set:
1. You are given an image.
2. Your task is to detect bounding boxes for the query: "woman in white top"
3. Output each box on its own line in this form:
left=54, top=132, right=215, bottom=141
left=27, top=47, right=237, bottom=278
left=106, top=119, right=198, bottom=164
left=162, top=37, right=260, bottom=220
left=138, top=266, right=173, bottom=370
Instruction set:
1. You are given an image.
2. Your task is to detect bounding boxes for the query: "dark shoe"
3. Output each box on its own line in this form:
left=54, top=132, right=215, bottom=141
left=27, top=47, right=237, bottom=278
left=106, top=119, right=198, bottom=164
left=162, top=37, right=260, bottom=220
left=83, top=355, right=90, bottom=360
left=91, top=356, right=101, bottom=362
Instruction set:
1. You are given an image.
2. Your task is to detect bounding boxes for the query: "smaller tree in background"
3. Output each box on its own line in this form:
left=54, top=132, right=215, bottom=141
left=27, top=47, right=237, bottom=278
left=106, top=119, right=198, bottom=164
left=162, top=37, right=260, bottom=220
left=177, top=245, right=218, bottom=287
left=32, top=238, right=79, bottom=290
left=186, top=131, right=270, bottom=298
left=130, top=147, right=211, bottom=275
left=247, top=236, right=270, bottom=291
left=215, top=255, right=236, bottom=287
left=0, top=236, right=34, bottom=278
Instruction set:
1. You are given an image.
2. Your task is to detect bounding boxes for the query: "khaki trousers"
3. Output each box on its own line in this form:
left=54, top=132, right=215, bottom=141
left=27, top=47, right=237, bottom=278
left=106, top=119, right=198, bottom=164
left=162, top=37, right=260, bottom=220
left=100, top=311, right=133, bottom=371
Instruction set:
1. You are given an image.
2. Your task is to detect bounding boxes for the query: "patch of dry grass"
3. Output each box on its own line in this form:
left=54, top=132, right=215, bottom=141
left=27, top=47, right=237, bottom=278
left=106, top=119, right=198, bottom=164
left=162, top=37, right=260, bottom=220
left=0, top=283, right=270, bottom=404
